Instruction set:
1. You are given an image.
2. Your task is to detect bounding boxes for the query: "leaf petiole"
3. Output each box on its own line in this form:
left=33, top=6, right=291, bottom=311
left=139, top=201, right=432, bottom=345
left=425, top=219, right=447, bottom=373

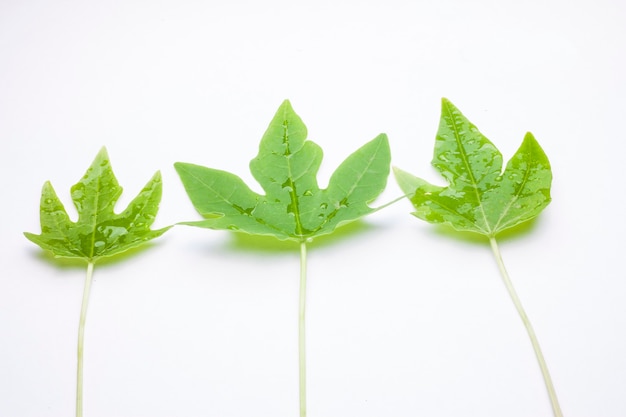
left=489, top=237, right=563, bottom=417
left=76, top=261, right=95, bottom=417
left=371, top=194, right=410, bottom=213
left=298, top=240, right=308, bottom=417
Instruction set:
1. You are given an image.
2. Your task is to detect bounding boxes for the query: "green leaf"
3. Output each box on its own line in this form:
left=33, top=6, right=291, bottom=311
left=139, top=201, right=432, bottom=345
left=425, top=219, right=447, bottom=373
left=175, top=100, right=391, bottom=242
left=24, top=147, right=171, bottom=261
left=394, top=98, right=552, bottom=237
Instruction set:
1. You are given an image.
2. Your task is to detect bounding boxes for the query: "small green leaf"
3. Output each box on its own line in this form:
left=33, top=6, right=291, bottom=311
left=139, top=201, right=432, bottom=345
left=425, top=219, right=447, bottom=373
left=394, top=98, right=552, bottom=237
left=24, top=147, right=171, bottom=261
left=175, top=100, right=391, bottom=242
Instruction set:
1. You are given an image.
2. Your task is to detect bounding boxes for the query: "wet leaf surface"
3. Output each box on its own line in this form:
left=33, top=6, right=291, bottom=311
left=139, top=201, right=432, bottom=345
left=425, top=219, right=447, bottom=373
left=175, top=100, right=391, bottom=242
left=394, top=98, right=552, bottom=237
left=25, top=147, right=171, bottom=261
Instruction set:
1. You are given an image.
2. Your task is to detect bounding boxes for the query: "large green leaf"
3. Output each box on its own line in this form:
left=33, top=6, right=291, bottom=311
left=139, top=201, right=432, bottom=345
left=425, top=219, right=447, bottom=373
left=24, top=147, right=171, bottom=261
left=394, top=98, right=552, bottom=237
left=175, top=100, right=391, bottom=242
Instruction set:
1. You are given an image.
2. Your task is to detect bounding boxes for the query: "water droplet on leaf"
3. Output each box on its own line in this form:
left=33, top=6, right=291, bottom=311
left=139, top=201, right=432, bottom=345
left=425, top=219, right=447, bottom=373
left=281, top=180, right=292, bottom=191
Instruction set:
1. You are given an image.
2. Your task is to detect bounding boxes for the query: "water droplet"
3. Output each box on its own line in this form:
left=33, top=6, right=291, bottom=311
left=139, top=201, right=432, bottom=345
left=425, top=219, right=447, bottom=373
left=227, top=225, right=239, bottom=231
left=318, top=214, right=325, bottom=219
left=45, top=198, right=53, bottom=204
left=306, top=237, right=313, bottom=243
left=320, top=203, right=328, bottom=210
left=303, top=190, right=313, bottom=196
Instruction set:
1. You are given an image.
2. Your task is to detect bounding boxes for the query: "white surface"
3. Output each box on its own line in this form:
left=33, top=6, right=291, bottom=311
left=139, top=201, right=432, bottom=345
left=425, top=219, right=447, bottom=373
left=1, top=1, right=625, bottom=416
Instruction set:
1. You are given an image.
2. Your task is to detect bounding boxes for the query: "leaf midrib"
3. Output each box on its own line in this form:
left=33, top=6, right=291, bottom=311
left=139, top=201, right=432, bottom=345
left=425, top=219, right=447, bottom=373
left=85, top=174, right=103, bottom=261
left=311, top=139, right=382, bottom=236
left=179, top=164, right=289, bottom=238
left=492, top=143, right=533, bottom=233
left=421, top=190, right=483, bottom=233
left=282, top=122, right=305, bottom=239
left=45, top=183, right=79, bottom=257
left=444, top=102, right=491, bottom=236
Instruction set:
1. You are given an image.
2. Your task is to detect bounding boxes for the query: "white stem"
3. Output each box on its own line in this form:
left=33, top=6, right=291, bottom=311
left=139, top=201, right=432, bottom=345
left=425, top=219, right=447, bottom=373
left=372, top=194, right=408, bottom=213
left=298, top=241, right=307, bottom=417
left=77, top=261, right=94, bottom=417
left=489, top=237, right=563, bottom=417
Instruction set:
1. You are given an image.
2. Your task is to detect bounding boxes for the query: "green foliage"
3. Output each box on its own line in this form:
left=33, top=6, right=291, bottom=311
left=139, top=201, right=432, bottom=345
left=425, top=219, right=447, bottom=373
left=175, top=100, right=391, bottom=242
left=394, top=98, right=552, bottom=237
left=24, top=147, right=171, bottom=261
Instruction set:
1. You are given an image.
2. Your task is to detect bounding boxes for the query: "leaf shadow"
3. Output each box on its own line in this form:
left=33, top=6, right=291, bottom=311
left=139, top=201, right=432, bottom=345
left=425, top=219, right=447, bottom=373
left=27, top=240, right=167, bottom=271
left=225, top=220, right=375, bottom=253
left=429, top=215, right=544, bottom=245
left=495, top=216, right=545, bottom=242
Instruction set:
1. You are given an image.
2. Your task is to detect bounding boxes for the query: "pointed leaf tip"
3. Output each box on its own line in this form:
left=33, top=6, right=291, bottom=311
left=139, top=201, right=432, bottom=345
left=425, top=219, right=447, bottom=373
left=95, top=146, right=109, bottom=159
left=278, top=99, right=294, bottom=112
left=441, top=97, right=455, bottom=108
left=375, top=133, right=389, bottom=143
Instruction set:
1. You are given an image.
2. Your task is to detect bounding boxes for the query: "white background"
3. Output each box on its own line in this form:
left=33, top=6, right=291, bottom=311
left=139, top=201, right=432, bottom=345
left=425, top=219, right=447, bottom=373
left=1, top=1, right=624, bottom=416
